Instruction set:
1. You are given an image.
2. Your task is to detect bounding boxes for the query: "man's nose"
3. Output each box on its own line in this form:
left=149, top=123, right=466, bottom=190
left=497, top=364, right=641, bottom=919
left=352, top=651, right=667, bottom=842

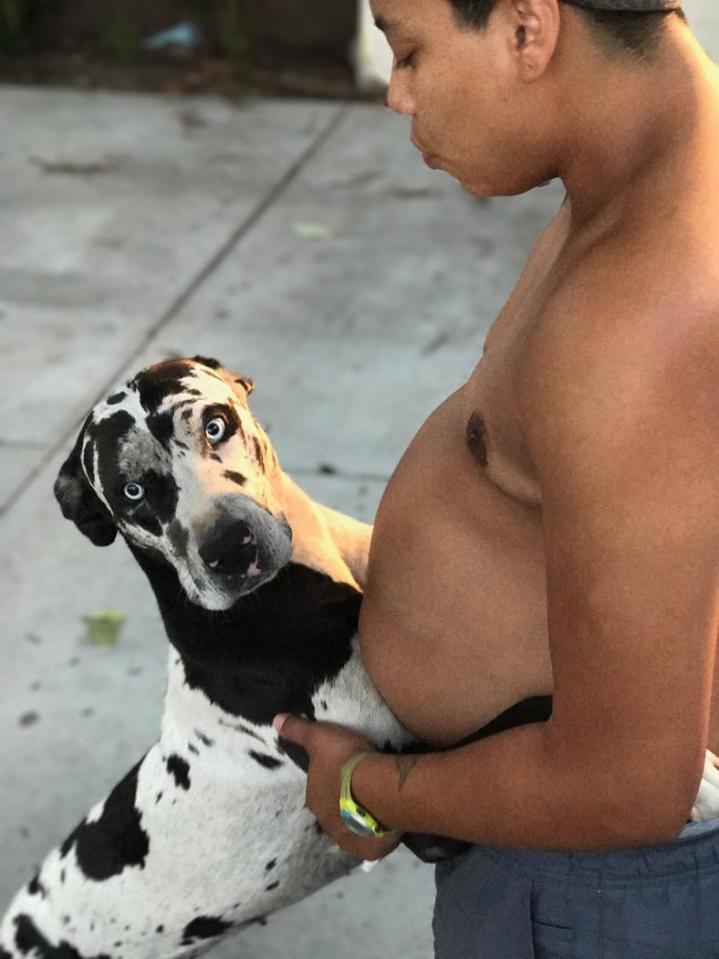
left=385, top=72, right=414, bottom=116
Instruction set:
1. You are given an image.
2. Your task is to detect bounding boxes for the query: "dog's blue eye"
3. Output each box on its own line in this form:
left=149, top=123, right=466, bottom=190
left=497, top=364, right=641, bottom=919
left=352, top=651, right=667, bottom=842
left=205, top=418, right=227, bottom=444
left=124, top=483, right=145, bottom=502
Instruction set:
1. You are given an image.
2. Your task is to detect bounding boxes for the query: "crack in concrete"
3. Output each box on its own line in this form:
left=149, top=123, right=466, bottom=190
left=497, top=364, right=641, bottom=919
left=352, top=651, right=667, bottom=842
left=284, top=465, right=389, bottom=485
left=0, top=104, right=350, bottom=519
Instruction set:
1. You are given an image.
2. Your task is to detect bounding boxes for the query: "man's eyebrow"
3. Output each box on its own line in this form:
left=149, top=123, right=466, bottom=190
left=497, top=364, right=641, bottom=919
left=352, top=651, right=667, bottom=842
left=374, top=15, right=402, bottom=35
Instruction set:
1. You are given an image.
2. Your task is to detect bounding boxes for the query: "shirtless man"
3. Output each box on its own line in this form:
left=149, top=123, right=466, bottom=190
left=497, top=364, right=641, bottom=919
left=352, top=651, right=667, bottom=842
left=275, top=0, right=719, bottom=954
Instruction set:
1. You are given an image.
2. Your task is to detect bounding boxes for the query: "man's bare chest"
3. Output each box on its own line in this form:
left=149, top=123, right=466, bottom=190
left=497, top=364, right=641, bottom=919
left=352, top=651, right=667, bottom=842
left=460, top=211, right=573, bottom=508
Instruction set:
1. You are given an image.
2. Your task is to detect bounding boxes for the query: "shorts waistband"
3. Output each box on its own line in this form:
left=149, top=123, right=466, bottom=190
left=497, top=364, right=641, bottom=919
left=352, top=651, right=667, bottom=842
left=473, top=823, right=719, bottom=888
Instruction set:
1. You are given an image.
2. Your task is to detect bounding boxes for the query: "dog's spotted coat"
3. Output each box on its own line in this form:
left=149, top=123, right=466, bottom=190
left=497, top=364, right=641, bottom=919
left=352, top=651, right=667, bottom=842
left=2, top=356, right=719, bottom=959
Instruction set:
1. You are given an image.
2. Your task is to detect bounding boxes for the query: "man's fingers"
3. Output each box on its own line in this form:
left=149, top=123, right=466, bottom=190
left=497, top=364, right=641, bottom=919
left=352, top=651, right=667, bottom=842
left=273, top=713, right=312, bottom=746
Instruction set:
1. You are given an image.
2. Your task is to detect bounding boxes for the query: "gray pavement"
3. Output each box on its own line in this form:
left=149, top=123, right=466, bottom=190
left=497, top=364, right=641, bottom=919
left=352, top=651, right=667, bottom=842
left=1, top=5, right=717, bottom=955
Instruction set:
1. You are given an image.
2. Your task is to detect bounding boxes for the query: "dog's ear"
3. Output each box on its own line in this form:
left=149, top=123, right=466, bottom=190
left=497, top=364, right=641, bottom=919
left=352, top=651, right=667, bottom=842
left=232, top=374, right=254, bottom=397
left=190, top=355, right=255, bottom=397
left=191, top=355, right=222, bottom=370
left=54, top=428, right=117, bottom=547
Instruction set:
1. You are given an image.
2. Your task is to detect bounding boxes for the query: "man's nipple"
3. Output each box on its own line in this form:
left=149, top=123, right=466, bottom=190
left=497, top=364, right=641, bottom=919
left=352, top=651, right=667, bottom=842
left=466, top=413, right=489, bottom=468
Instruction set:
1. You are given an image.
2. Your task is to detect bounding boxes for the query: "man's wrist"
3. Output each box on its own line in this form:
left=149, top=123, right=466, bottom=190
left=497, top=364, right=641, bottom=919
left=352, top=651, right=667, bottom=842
left=350, top=750, right=429, bottom=834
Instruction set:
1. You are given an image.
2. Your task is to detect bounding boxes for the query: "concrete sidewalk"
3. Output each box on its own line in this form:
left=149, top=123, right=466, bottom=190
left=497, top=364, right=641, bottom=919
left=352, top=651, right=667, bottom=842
left=1, top=5, right=716, bottom=954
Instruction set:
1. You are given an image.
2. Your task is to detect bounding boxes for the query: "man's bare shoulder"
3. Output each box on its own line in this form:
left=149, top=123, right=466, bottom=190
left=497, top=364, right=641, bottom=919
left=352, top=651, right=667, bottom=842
left=523, top=214, right=719, bottom=419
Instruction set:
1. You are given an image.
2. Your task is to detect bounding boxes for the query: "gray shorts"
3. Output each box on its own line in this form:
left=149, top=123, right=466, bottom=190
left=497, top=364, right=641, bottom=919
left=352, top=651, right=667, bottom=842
left=433, top=820, right=719, bottom=958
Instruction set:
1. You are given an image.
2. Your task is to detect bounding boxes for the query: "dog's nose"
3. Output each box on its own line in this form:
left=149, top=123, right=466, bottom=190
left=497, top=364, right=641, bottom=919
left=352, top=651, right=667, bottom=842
left=199, top=519, right=257, bottom=576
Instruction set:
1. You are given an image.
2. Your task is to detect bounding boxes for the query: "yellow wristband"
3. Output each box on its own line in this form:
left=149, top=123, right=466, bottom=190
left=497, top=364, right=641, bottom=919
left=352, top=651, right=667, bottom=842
left=339, top=752, right=396, bottom=839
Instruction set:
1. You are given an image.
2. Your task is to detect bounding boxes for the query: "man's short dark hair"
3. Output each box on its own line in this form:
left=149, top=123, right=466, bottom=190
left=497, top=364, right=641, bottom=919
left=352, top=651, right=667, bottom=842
left=447, top=1, right=687, bottom=61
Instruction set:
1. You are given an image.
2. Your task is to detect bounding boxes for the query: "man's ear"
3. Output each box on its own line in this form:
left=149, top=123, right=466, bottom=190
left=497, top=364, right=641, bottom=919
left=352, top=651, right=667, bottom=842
left=54, top=428, right=117, bottom=547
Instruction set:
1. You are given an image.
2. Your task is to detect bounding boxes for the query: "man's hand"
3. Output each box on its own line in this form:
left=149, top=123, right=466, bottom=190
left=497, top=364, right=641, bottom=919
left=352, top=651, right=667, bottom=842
left=273, top=713, right=403, bottom=861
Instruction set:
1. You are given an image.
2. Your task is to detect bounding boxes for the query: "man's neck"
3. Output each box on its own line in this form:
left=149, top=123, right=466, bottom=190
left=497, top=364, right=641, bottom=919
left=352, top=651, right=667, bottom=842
left=556, top=19, right=719, bottom=234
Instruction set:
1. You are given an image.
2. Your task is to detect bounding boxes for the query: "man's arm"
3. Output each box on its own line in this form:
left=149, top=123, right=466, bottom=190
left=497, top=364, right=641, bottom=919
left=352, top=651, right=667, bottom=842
left=352, top=283, right=719, bottom=850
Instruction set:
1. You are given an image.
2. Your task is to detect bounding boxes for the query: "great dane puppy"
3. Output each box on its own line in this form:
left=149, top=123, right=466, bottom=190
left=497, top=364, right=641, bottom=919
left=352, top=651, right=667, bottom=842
left=2, top=356, right=719, bottom=959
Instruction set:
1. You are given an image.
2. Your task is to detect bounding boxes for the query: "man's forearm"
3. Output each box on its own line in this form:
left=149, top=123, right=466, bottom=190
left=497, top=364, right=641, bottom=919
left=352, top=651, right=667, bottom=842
left=351, top=723, right=686, bottom=851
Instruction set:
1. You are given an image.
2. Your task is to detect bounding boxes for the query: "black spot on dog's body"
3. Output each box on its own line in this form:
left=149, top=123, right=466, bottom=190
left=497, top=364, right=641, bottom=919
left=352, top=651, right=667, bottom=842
left=181, top=916, right=232, bottom=946
left=13, top=914, right=112, bottom=959
left=265, top=881, right=279, bottom=892
left=218, top=719, right=264, bottom=742
left=155, top=925, right=164, bottom=934
left=59, top=760, right=150, bottom=881
left=265, top=858, right=276, bottom=872
left=188, top=743, right=199, bottom=755
left=107, top=392, right=126, bottom=406
left=249, top=751, right=283, bottom=771
left=466, top=413, right=489, bottom=468
left=155, top=791, right=163, bottom=804
left=194, top=730, right=214, bottom=747
left=166, top=754, right=191, bottom=790
left=223, top=470, right=247, bottom=487
left=27, top=873, right=47, bottom=898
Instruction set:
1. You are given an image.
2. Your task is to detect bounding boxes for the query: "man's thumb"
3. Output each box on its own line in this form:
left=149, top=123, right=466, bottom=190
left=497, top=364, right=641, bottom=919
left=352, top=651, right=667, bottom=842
left=273, top=713, right=309, bottom=743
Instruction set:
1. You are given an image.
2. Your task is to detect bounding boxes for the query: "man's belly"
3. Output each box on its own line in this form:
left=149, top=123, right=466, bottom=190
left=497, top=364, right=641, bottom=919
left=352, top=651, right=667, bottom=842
left=359, top=402, right=553, bottom=748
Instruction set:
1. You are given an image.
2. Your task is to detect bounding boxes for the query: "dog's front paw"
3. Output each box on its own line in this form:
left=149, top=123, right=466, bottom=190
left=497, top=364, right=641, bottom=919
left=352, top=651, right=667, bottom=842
left=691, top=750, right=719, bottom=822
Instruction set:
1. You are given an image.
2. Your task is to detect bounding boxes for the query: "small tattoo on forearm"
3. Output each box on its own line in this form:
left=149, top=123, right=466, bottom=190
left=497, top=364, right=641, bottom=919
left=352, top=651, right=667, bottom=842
left=395, top=755, right=419, bottom=792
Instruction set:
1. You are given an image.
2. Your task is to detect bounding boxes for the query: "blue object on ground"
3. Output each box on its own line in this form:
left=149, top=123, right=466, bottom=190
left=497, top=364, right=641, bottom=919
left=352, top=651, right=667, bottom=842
left=143, top=22, right=203, bottom=53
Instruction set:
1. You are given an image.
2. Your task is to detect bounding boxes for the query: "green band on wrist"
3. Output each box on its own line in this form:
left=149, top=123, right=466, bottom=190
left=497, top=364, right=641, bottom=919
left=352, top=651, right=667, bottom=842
left=339, top=752, right=396, bottom=839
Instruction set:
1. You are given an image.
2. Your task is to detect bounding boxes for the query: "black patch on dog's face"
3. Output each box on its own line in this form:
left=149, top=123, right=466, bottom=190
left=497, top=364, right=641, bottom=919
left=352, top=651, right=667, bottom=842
left=59, top=760, right=149, bottom=881
left=13, top=915, right=112, bottom=959
left=145, top=410, right=174, bottom=449
left=107, top=392, right=126, bottom=406
left=223, top=470, right=246, bottom=487
left=166, top=754, right=191, bottom=790
left=168, top=520, right=189, bottom=556
left=132, top=511, right=163, bottom=537
left=142, top=470, right=179, bottom=527
left=129, top=361, right=194, bottom=415
left=252, top=436, right=265, bottom=471
left=181, top=916, right=233, bottom=946
left=249, top=751, right=283, bottom=771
